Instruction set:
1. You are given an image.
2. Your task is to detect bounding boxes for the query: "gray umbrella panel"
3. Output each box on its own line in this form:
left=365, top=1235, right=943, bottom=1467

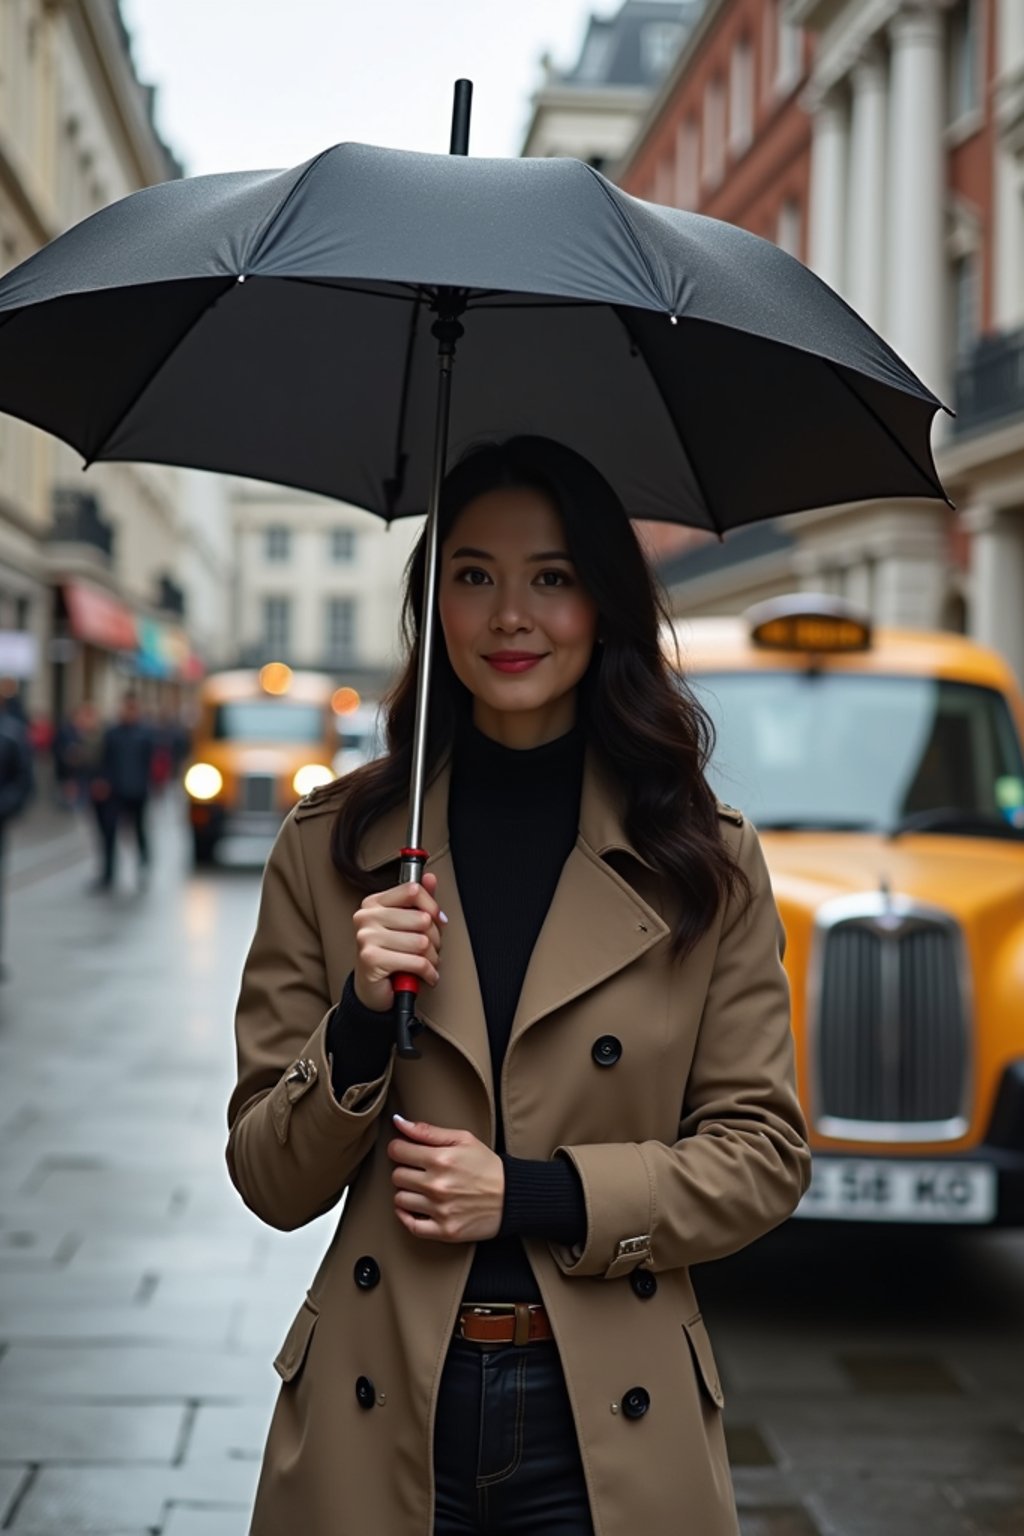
left=0, top=143, right=947, bottom=531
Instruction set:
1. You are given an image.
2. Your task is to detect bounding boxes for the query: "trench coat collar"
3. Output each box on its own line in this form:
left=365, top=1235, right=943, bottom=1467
left=357, top=745, right=669, bottom=1114
left=358, top=746, right=658, bottom=875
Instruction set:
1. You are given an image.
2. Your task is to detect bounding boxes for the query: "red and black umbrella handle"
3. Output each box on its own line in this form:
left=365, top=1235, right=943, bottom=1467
left=393, top=846, right=429, bottom=1059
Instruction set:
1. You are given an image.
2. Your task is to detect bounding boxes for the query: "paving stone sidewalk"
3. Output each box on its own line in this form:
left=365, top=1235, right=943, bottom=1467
left=0, top=802, right=1021, bottom=1535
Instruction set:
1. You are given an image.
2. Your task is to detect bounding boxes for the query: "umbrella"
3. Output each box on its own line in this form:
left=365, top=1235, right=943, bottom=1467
left=0, top=82, right=949, bottom=1054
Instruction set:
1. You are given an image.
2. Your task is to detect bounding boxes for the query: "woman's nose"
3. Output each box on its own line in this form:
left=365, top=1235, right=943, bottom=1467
left=489, top=591, right=532, bottom=633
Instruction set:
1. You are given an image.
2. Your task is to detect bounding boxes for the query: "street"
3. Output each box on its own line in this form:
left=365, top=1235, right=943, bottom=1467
left=0, top=800, right=1021, bottom=1536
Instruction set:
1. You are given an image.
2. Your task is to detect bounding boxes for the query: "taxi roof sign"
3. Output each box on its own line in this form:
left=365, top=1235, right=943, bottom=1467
left=744, top=594, right=872, bottom=654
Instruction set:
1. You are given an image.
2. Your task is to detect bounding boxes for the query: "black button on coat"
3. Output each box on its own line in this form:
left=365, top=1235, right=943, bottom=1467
left=354, top=1256, right=380, bottom=1290
left=355, top=1376, right=376, bottom=1410
left=592, top=1035, right=622, bottom=1066
left=630, top=1269, right=657, bottom=1299
left=622, top=1387, right=651, bottom=1420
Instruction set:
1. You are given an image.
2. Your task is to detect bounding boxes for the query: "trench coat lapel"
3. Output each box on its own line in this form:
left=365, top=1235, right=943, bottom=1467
left=358, top=748, right=669, bottom=1086
left=508, top=750, right=669, bottom=1048
left=360, top=761, right=492, bottom=1109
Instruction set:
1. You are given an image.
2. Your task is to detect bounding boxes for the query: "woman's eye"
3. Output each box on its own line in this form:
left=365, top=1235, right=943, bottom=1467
left=536, top=569, right=572, bottom=587
left=456, top=568, right=491, bottom=586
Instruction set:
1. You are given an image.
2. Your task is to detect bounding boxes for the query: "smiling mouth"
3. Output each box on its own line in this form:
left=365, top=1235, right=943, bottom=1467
left=483, top=652, right=547, bottom=672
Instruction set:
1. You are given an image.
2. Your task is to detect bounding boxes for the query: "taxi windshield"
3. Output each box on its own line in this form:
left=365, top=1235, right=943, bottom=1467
left=692, top=672, right=1024, bottom=838
left=212, top=700, right=324, bottom=744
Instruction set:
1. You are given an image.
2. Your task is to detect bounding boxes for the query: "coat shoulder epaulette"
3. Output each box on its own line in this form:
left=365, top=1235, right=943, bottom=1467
left=715, top=800, right=745, bottom=827
left=293, top=775, right=350, bottom=822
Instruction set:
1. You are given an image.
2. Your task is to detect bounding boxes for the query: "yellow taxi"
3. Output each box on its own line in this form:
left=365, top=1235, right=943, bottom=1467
left=183, top=665, right=337, bottom=864
left=670, top=595, right=1024, bottom=1227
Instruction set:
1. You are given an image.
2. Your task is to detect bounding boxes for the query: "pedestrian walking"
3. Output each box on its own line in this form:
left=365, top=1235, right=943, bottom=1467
left=91, top=692, right=154, bottom=892
left=0, top=690, right=34, bottom=975
left=228, top=438, right=811, bottom=1536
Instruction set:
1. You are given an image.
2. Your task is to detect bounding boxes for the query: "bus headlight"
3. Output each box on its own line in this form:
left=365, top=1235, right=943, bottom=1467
left=293, top=763, right=334, bottom=797
left=184, top=763, right=224, bottom=801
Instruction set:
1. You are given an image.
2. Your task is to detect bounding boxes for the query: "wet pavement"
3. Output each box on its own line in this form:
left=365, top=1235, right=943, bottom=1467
left=0, top=797, right=1021, bottom=1535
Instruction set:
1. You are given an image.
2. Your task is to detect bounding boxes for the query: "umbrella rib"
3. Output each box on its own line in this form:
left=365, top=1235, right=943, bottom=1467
left=83, top=278, right=237, bottom=467
left=824, top=359, right=953, bottom=507
left=582, top=164, right=668, bottom=313
left=246, top=145, right=339, bottom=271
left=613, top=307, right=721, bottom=536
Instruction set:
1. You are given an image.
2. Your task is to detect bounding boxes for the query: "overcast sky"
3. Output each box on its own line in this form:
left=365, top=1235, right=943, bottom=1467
left=119, top=0, right=599, bottom=174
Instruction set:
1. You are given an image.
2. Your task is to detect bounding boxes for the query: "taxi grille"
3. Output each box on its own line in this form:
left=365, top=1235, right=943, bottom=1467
left=239, top=774, right=275, bottom=814
left=817, top=913, right=967, bottom=1130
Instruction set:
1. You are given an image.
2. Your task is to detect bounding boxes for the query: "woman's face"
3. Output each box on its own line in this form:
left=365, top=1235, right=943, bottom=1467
left=438, top=485, right=599, bottom=748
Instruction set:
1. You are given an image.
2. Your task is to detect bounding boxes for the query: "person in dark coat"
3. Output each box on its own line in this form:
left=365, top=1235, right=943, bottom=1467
left=0, top=694, right=34, bottom=971
left=92, top=692, right=154, bottom=892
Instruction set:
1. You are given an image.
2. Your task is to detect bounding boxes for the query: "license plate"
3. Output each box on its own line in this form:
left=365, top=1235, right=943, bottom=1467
left=793, top=1158, right=997, bottom=1223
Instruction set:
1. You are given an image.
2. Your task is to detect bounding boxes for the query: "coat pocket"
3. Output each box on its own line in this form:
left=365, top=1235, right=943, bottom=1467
left=682, top=1312, right=725, bottom=1409
left=274, top=1293, right=320, bottom=1382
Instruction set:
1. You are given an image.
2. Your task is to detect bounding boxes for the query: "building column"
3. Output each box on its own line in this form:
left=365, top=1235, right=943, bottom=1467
left=807, top=86, right=849, bottom=295
left=963, top=503, right=1024, bottom=687
left=993, top=0, right=1024, bottom=329
left=886, top=2, right=947, bottom=398
left=847, top=41, right=887, bottom=331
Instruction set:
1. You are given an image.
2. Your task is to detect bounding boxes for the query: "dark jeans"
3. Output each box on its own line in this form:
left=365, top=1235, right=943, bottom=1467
left=99, top=795, right=150, bottom=886
left=433, top=1337, right=594, bottom=1536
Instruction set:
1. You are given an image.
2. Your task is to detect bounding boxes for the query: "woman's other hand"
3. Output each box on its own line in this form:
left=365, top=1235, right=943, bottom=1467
left=352, top=872, right=445, bottom=1012
left=388, top=1115, right=505, bottom=1242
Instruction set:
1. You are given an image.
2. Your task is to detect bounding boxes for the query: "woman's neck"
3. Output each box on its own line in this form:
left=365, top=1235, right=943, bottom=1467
left=470, top=693, right=578, bottom=751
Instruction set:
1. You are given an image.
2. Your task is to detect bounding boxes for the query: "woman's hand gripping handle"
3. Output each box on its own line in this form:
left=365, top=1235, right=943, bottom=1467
left=352, top=861, right=445, bottom=1060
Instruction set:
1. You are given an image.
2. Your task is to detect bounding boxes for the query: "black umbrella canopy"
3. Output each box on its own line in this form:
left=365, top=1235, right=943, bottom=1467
left=0, top=141, right=947, bottom=533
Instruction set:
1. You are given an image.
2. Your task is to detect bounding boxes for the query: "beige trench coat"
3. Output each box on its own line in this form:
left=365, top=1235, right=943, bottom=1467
left=227, top=751, right=810, bottom=1536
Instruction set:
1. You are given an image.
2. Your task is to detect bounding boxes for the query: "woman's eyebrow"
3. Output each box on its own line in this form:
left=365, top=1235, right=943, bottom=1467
left=450, top=546, right=492, bottom=560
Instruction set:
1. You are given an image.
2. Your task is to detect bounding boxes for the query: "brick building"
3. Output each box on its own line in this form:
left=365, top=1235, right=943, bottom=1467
left=615, top=0, right=1024, bottom=687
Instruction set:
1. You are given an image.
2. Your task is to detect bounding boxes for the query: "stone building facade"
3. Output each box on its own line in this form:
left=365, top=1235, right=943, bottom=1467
left=0, top=0, right=233, bottom=725
left=231, top=482, right=421, bottom=700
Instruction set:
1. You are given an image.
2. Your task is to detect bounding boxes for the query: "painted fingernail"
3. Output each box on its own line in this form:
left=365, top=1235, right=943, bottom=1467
left=439, top=911, right=449, bottom=924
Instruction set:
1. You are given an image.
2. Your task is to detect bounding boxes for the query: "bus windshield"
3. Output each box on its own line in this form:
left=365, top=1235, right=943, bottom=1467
left=212, top=701, right=325, bottom=744
left=691, top=672, right=1024, bottom=837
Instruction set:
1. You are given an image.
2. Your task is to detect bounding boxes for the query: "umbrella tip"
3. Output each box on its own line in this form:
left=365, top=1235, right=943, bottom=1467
left=450, top=80, right=473, bottom=156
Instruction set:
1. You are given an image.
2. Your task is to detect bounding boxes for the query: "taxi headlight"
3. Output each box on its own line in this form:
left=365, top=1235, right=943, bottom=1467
left=184, top=763, right=224, bottom=801
left=293, top=763, right=334, bottom=797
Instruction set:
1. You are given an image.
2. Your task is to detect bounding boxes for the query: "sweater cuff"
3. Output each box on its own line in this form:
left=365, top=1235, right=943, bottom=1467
left=498, top=1154, right=587, bottom=1244
left=326, top=972, right=395, bottom=1099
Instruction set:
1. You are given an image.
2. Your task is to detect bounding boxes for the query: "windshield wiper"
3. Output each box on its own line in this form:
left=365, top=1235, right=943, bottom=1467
left=886, top=807, right=1024, bottom=841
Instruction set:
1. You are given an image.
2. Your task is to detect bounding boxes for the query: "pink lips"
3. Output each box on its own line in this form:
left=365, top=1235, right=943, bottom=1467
left=483, top=651, right=546, bottom=674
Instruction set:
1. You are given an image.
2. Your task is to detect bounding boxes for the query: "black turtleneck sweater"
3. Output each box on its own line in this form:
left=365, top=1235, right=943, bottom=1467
left=327, top=720, right=588, bottom=1301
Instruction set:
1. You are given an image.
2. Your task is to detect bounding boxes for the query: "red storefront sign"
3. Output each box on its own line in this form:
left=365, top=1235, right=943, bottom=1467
left=63, top=581, right=138, bottom=652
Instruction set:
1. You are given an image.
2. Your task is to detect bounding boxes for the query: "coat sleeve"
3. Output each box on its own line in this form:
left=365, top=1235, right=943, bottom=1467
left=551, top=819, right=810, bottom=1278
left=226, top=812, right=393, bottom=1232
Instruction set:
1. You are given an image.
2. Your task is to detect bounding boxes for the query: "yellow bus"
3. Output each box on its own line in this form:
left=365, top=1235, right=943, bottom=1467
left=183, top=665, right=336, bottom=864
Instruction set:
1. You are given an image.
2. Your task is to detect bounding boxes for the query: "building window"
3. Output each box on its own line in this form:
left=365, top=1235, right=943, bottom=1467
left=641, top=22, right=684, bottom=78
left=948, top=0, right=980, bottom=122
left=702, top=76, right=726, bottom=189
left=325, top=597, right=357, bottom=666
left=729, top=37, right=754, bottom=156
left=265, top=525, right=291, bottom=562
left=952, top=253, right=978, bottom=358
left=675, top=118, right=700, bottom=210
left=262, top=596, right=291, bottom=654
left=330, top=527, right=356, bottom=563
left=769, top=0, right=802, bottom=96
left=776, top=198, right=802, bottom=259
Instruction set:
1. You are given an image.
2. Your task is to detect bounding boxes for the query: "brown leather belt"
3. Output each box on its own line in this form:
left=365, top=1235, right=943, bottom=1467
left=456, top=1303, right=553, bottom=1346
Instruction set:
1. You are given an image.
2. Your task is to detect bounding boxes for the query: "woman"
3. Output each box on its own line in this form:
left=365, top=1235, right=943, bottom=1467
left=227, top=437, right=810, bottom=1536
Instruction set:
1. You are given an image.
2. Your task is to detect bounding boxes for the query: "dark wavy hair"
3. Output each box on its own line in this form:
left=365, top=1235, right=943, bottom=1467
left=332, top=436, right=747, bottom=958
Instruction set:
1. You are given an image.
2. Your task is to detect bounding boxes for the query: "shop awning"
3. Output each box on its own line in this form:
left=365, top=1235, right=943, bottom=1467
left=63, top=580, right=137, bottom=652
